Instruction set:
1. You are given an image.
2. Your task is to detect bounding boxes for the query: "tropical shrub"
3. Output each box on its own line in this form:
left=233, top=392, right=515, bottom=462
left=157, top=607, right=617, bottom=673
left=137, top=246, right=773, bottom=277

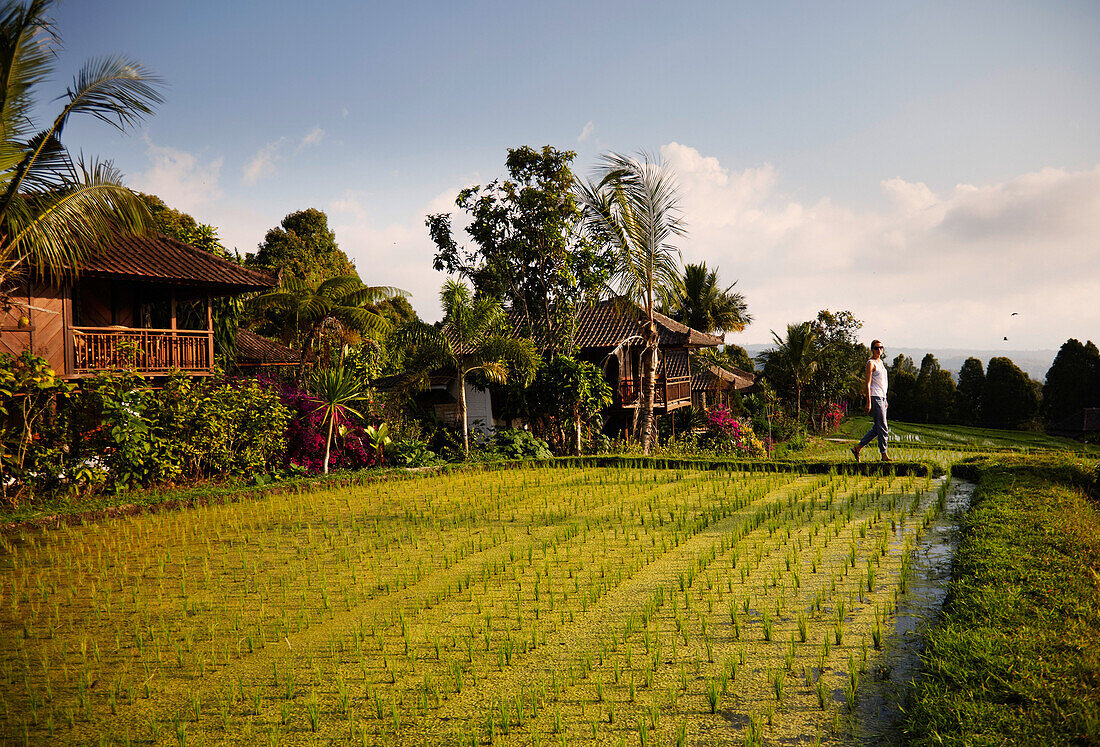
left=73, top=371, right=291, bottom=490
left=0, top=352, right=74, bottom=501
left=492, top=428, right=552, bottom=460
left=700, top=405, right=767, bottom=458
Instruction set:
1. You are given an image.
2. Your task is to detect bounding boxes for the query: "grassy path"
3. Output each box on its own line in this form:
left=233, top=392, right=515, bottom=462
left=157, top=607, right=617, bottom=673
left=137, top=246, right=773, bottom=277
left=904, top=459, right=1100, bottom=745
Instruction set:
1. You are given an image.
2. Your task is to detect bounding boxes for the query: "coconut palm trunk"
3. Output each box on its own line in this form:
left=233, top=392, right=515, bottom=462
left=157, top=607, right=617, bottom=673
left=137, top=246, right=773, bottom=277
left=457, top=370, right=470, bottom=454
left=638, top=328, right=659, bottom=451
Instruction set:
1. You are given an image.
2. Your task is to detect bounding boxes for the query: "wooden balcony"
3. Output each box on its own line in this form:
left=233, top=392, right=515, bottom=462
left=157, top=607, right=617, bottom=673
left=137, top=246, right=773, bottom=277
left=71, top=327, right=214, bottom=375
left=618, top=375, right=692, bottom=410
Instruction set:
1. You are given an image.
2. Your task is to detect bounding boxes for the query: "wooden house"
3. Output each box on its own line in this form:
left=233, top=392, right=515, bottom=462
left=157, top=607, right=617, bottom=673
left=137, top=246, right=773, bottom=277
left=383, top=298, right=723, bottom=437
left=0, top=233, right=276, bottom=378
left=572, top=300, right=723, bottom=422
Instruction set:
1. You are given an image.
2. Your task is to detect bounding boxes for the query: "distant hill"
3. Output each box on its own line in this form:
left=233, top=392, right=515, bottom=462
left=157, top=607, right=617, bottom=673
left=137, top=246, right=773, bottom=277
left=740, top=345, right=1056, bottom=381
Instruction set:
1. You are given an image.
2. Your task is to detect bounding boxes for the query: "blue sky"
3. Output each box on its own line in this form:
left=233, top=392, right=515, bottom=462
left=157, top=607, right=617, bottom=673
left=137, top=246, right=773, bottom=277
left=46, top=0, right=1100, bottom=351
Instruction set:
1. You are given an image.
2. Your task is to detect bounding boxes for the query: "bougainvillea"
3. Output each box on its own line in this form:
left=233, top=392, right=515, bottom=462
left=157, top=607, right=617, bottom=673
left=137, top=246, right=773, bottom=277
left=703, top=404, right=767, bottom=458
left=276, top=380, right=377, bottom=474
left=819, top=401, right=846, bottom=432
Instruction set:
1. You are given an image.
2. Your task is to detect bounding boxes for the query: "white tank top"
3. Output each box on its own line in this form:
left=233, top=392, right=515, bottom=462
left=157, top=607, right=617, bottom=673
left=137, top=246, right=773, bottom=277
left=869, top=358, right=888, bottom=398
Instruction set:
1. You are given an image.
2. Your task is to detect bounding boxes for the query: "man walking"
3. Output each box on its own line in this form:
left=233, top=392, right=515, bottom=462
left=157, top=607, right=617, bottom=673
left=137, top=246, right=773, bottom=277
left=852, top=340, right=890, bottom=462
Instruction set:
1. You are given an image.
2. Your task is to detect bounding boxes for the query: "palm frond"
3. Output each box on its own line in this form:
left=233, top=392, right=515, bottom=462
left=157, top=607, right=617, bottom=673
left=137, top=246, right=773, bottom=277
left=1, top=158, right=149, bottom=280
left=0, top=0, right=58, bottom=144
left=60, top=56, right=163, bottom=133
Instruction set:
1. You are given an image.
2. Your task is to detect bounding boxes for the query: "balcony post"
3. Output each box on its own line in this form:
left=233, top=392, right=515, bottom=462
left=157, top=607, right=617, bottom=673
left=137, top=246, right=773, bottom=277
left=206, top=294, right=214, bottom=369
left=169, top=292, right=177, bottom=369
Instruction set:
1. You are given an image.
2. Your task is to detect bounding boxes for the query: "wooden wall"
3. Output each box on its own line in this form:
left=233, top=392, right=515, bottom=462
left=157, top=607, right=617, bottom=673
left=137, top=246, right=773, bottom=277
left=0, top=282, right=71, bottom=374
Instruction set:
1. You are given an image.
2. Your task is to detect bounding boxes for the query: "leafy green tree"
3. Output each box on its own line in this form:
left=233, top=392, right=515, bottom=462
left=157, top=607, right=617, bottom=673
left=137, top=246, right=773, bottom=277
left=1042, top=339, right=1100, bottom=423
left=983, top=357, right=1039, bottom=430
left=759, top=322, right=819, bottom=421
left=577, top=151, right=685, bottom=454
left=138, top=193, right=228, bottom=257
left=915, top=354, right=956, bottom=424
left=0, top=0, right=162, bottom=290
left=247, top=208, right=357, bottom=285
left=807, top=309, right=866, bottom=426
left=249, top=275, right=407, bottom=380
left=310, top=366, right=367, bottom=474
left=527, top=355, right=612, bottom=455
left=955, top=357, right=985, bottom=426
left=389, top=280, right=539, bottom=454
left=890, top=354, right=918, bottom=377
left=429, top=146, right=613, bottom=352
left=670, top=262, right=751, bottom=335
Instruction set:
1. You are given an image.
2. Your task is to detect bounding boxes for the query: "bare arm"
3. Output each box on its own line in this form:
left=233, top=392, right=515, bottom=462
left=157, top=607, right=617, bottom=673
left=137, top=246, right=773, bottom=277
left=863, top=360, right=874, bottom=413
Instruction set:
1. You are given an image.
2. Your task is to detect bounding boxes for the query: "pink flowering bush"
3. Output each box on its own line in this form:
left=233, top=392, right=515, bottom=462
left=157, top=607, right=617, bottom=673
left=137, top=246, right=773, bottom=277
left=703, top=405, right=767, bottom=458
left=276, top=380, right=377, bottom=473
left=819, top=401, right=846, bottom=432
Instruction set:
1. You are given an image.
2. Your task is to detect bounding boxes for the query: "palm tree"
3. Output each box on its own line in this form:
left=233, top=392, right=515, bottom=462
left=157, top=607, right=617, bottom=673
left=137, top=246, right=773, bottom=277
left=310, top=365, right=366, bottom=474
left=389, top=280, right=538, bottom=454
left=761, top=322, right=819, bottom=420
left=249, top=275, right=407, bottom=380
left=576, top=151, right=685, bottom=454
left=0, top=0, right=163, bottom=290
left=673, top=262, right=751, bottom=335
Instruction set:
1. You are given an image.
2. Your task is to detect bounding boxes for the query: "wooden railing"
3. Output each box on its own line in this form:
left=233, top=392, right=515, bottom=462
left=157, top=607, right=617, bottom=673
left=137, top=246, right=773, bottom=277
left=72, top=327, right=213, bottom=374
left=619, top=375, right=692, bottom=408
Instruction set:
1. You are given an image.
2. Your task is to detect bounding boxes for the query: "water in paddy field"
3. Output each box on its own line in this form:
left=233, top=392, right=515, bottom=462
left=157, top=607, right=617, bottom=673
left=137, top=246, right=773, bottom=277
left=847, top=477, right=975, bottom=745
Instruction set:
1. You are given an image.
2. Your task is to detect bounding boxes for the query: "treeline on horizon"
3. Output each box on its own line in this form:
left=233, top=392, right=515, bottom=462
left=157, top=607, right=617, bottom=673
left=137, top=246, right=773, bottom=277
left=879, top=338, right=1100, bottom=431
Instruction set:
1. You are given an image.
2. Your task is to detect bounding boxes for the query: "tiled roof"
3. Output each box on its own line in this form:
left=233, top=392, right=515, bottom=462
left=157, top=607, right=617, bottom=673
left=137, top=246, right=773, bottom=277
left=692, top=364, right=755, bottom=392
left=79, top=233, right=275, bottom=291
left=235, top=329, right=300, bottom=365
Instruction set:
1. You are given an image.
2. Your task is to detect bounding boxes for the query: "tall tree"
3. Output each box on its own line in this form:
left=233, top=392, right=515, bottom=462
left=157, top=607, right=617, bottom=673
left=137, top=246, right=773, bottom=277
left=955, top=357, right=985, bottom=426
left=983, top=357, right=1039, bottom=430
left=247, top=208, right=357, bottom=285
left=429, top=146, right=613, bottom=352
left=670, top=262, right=751, bottom=335
left=0, top=0, right=163, bottom=291
left=915, top=353, right=956, bottom=424
left=389, top=280, right=539, bottom=454
left=1042, top=339, right=1100, bottom=423
left=577, top=151, right=685, bottom=454
left=759, top=322, right=819, bottom=420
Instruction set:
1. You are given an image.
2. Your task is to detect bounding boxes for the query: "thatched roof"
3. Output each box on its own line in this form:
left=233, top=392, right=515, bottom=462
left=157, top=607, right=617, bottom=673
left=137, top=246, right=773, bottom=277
left=692, top=364, right=756, bottom=393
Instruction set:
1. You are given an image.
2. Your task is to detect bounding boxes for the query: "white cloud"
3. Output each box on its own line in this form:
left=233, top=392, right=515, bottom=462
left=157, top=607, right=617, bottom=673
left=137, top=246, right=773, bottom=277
left=299, top=126, right=325, bottom=149
left=327, top=187, right=470, bottom=322
left=578, top=121, right=595, bottom=143
left=660, top=143, right=1100, bottom=350
left=131, top=135, right=222, bottom=211
left=243, top=139, right=283, bottom=185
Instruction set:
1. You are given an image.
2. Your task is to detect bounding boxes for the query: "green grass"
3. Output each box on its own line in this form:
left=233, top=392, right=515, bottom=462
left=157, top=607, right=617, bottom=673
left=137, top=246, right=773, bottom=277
left=834, top=417, right=1095, bottom=453
left=904, top=456, right=1100, bottom=745
left=0, top=464, right=946, bottom=745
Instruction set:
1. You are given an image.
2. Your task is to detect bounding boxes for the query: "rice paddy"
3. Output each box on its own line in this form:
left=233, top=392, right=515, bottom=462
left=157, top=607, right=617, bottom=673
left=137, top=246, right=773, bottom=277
left=0, top=465, right=950, bottom=745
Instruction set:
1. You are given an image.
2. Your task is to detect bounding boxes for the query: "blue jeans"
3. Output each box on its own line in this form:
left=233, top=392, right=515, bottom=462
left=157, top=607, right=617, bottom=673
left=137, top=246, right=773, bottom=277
left=858, top=397, right=889, bottom=454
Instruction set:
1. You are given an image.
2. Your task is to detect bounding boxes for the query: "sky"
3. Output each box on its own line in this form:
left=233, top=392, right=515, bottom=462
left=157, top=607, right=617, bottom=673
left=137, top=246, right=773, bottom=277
left=44, top=0, right=1100, bottom=351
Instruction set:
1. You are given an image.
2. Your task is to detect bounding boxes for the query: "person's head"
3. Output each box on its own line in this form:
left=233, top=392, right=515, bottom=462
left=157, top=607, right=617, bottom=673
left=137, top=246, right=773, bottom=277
left=870, top=340, right=884, bottom=359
